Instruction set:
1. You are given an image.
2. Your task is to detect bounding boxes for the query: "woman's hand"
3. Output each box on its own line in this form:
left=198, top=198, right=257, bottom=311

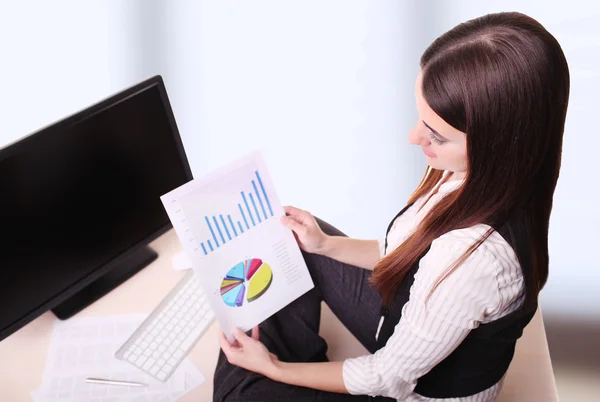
left=219, top=327, right=280, bottom=379
left=281, top=206, right=329, bottom=254
left=220, top=326, right=349, bottom=394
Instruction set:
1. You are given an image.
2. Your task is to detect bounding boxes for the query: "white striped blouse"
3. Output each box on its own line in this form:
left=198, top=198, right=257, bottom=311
left=342, top=174, right=525, bottom=401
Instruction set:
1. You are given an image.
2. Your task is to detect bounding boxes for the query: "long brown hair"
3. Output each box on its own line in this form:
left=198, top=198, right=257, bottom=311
left=371, top=12, right=570, bottom=307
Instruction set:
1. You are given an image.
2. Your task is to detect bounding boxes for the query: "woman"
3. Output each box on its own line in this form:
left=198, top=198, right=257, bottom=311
left=214, top=11, right=570, bottom=401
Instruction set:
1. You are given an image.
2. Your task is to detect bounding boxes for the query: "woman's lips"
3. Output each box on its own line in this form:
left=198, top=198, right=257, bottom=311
left=422, top=148, right=437, bottom=158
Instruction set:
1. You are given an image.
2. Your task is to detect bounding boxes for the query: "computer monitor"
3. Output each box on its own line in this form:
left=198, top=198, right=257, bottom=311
left=0, top=76, right=193, bottom=342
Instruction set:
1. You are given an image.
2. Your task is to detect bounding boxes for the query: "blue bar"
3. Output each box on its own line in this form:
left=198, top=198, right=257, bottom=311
left=228, top=215, right=238, bottom=236
left=249, top=193, right=261, bottom=223
left=220, top=214, right=232, bottom=240
left=242, top=192, right=256, bottom=226
left=213, top=216, right=226, bottom=244
left=256, top=170, right=273, bottom=217
left=238, top=203, right=250, bottom=229
left=207, top=239, right=214, bottom=251
left=237, top=221, right=244, bottom=233
left=201, top=242, right=208, bottom=255
left=205, top=216, right=220, bottom=247
left=252, top=179, right=268, bottom=220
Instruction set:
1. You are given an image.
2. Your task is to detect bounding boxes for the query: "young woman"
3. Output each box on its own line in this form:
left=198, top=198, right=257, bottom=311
left=213, top=11, right=570, bottom=402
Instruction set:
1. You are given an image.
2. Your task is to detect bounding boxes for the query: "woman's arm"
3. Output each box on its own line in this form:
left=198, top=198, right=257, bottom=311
left=342, top=235, right=503, bottom=399
left=272, top=361, right=348, bottom=393
left=219, top=328, right=350, bottom=394
left=320, top=236, right=381, bottom=270
left=281, top=206, right=381, bottom=270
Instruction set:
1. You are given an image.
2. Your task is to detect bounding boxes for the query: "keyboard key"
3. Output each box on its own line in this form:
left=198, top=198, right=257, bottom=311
left=181, top=327, right=201, bottom=351
left=143, top=358, right=155, bottom=371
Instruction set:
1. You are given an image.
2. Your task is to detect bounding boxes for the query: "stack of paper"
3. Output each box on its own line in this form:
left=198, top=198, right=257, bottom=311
left=31, top=314, right=205, bottom=402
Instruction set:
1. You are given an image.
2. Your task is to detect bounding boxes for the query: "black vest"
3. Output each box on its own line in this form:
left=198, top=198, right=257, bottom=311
left=377, top=204, right=537, bottom=398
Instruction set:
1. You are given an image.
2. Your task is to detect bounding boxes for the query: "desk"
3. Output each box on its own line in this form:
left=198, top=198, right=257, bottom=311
left=0, top=229, right=219, bottom=401
left=0, top=229, right=560, bottom=401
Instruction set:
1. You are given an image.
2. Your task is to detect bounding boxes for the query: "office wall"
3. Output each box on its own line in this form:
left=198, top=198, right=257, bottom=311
left=158, top=0, right=433, bottom=241
left=0, top=0, right=432, bottom=243
left=2, top=1, right=597, bottom=319
left=0, top=1, right=151, bottom=147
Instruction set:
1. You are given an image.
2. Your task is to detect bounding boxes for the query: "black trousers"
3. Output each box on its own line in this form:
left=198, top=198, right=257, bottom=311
left=213, top=219, right=397, bottom=402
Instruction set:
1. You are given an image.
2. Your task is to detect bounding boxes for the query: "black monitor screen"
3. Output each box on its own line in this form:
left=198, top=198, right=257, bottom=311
left=0, top=78, right=192, bottom=339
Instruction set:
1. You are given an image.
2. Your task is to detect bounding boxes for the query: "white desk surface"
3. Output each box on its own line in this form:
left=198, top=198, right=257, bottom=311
left=0, top=229, right=219, bottom=401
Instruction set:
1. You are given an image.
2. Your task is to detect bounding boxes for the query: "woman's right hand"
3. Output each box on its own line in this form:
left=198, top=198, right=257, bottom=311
left=280, top=206, right=330, bottom=254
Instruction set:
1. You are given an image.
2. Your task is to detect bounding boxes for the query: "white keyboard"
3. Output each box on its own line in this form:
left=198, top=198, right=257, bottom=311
left=115, top=270, right=215, bottom=382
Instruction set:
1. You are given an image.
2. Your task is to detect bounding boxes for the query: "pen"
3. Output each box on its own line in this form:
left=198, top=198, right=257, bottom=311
left=84, top=378, right=148, bottom=387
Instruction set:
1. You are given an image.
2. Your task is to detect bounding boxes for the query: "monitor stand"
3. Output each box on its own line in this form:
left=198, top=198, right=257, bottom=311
left=52, top=246, right=158, bottom=319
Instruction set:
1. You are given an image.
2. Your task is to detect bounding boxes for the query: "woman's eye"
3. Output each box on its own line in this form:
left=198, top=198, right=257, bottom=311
left=429, top=132, right=446, bottom=145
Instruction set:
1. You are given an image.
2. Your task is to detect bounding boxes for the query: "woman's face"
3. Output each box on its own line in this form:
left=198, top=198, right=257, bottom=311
left=408, top=72, right=468, bottom=179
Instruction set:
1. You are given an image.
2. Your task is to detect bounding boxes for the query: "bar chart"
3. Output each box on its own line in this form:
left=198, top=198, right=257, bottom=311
left=196, top=170, right=274, bottom=255
left=161, top=151, right=283, bottom=261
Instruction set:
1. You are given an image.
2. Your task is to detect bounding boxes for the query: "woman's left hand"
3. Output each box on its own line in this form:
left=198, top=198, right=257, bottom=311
left=219, top=326, right=280, bottom=379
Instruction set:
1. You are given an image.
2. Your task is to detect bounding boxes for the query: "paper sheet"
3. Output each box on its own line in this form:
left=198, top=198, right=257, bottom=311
left=30, top=314, right=205, bottom=402
left=160, top=151, right=314, bottom=342
left=172, top=251, right=192, bottom=271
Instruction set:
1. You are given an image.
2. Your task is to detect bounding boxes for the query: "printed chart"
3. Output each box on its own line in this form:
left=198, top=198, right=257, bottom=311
left=199, top=170, right=274, bottom=256
left=161, top=151, right=315, bottom=342
left=220, top=258, right=273, bottom=307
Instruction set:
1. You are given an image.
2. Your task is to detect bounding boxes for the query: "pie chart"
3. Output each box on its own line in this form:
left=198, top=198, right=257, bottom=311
left=220, top=258, right=273, bottom=307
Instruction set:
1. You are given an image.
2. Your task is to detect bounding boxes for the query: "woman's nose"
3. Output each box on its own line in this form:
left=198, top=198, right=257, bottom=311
left=408, top=126, right=430, bottom=146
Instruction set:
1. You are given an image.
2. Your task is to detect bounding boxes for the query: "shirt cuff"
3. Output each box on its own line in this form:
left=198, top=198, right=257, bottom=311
left=343, top=355, right=378, bottom=396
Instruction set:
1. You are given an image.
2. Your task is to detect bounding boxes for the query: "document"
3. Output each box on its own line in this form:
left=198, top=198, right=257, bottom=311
left=161, top=151, right=314, bottom=341
left=31, top=314, right=204, bottom=402
left=172, top=251, right=192, bottom=271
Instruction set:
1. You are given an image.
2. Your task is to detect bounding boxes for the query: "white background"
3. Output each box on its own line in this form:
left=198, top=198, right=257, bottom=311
left=1, top=0, right=597, bottom=321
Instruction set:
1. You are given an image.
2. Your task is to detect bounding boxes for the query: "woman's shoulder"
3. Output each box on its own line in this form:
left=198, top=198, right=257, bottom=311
left=433, top=224, right=522, bottom=280
left=418, top=224, right=525, bottom=320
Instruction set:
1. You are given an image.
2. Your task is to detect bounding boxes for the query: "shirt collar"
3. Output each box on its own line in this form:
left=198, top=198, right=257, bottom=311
left=438, top=171, right=465, bottom=194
